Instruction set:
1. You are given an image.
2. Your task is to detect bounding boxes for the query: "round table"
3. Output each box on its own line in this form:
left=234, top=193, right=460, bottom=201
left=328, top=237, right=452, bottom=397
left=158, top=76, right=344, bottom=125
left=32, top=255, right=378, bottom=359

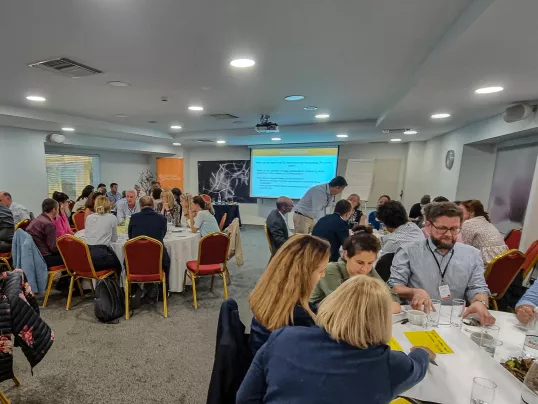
left=392, top=307, right=526, bottom=404
left=111, top=229, right=200, bottom=293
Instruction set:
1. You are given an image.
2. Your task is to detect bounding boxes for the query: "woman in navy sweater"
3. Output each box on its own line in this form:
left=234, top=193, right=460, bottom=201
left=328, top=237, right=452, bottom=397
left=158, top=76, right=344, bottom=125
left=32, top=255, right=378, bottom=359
left=248, top=234, right=330, bottom=356
left=238, top=275, right=433, bottom=404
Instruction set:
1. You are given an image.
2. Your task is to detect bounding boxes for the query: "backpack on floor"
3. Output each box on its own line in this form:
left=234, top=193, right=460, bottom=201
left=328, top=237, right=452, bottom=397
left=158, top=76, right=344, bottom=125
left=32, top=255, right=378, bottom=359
left=94, top=278, right=125, bottom=324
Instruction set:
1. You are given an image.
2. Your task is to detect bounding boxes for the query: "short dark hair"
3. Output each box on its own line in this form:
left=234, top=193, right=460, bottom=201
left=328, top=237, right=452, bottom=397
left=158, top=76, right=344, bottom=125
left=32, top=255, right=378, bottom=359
left=52, top=191, right=69, bottom=203
left=110, top=183, right=118, bottom=188
left=97, top=183, right=106, bottom=188
left=139, top=195, right=153, bottom=208
left=42, top=198, right=58, bottom=213
left=334, top=199, right=352, bottom=215
left=420, top=195, right=431, bottom=205
left=192, top=196, right=206, bottom=209
left=424, top=202, right=463, bottom=223
left=343, top=230, right=380, bottom=257
left=379, top=195, right=391, bottom=202
left=376, top=201, right=408, bottom=229
left=171, top=188, right=182, bottom=197
left=329, top=176, right=348, bottom=188
left=152, top=188, right=162, bottom=200
left=433, top=196, right=449, bottom=203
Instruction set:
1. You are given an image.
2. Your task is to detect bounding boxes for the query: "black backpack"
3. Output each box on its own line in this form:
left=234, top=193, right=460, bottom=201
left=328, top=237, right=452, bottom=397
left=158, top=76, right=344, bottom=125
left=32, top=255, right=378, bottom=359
left=94, top=278, right=125, bottom=323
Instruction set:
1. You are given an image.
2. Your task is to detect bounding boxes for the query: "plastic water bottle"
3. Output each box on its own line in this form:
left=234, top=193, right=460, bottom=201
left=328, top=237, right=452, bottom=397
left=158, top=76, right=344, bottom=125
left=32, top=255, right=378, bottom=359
left=218, top=194, right=222, bottom=205
left=524, top=308, right=538, bottom=358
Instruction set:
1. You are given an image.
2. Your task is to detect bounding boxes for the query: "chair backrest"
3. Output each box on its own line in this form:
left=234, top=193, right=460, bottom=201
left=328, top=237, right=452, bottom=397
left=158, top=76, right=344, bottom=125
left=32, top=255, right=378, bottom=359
left=14, top=219, right=31, bottom=232
left=263, top=225, right=274, bottom=255
left=522, top=240, right=538, bottom=280
left=485, top=249, right=526, bottom=300
left=504, top=228, right=522, bottom=250
left=197, top=233, right=230, bottom=268
left=124, top=236, right=163, bottom=280
left=218, top=213, right=227, bottom=231
left=200, top=194, right=211, bottom=203
left=57, top=235, right=97, bottom=278
left=375, top=253, right=395, bottom=282
left=73, top=210, right=85, bottom=231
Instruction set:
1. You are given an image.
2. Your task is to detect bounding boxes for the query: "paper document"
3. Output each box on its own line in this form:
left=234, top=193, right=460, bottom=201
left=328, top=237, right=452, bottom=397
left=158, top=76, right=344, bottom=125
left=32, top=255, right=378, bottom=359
left=404, top=330, right=454, bottom=354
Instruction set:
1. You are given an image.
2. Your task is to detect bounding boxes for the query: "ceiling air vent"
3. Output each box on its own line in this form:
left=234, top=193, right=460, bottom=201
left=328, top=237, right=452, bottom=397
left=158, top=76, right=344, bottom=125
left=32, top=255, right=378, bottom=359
left=207, top=113, right=239, bottom=120
left=381, top=128, right=409, bottom=134
left=194, top=139, right=215, bottom=143
left=28, top=57, right=103, bottom=78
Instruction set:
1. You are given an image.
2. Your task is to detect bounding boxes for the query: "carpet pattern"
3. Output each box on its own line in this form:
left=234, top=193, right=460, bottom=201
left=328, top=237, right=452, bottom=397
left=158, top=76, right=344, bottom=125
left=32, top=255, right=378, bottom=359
left=6, top=225, right=269, bottom=404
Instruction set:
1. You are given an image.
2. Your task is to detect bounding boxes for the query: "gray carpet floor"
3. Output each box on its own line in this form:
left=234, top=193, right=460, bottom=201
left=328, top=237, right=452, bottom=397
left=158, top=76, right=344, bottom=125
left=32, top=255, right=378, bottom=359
left=6, top=225, right=268, bottom=404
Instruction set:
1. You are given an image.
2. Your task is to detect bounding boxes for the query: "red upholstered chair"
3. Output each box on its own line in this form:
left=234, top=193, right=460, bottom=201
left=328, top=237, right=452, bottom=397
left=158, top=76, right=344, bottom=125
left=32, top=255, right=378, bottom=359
left=0, top=252, right=12, bottom=271
left=123, top=236, right=168, bottom=319
left=184, top=233, right=230, bottom=309
left=218, top=213, right=227, bottom=231
left=200, top=194, right=211, bottom=203
left=14, top=219, right=31, bottom=232
left=485, top=249, right=526, bottom=310
left=522, top=240, right=538, bottom=280
left=57, top=235, right=116, bottom=310
left=504, top=228, right=522, bottom=250
left=72, top=210, right=85, bottom=231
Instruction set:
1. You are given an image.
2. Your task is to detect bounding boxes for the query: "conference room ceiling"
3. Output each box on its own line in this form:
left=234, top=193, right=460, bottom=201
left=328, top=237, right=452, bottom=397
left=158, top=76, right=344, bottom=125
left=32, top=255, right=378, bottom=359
left=0, top=0, right=536, bottom=147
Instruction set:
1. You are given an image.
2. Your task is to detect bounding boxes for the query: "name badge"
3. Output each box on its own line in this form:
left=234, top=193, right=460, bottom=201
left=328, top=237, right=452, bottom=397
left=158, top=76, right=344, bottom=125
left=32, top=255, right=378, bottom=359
left=438, top=283, right=451, bottom=300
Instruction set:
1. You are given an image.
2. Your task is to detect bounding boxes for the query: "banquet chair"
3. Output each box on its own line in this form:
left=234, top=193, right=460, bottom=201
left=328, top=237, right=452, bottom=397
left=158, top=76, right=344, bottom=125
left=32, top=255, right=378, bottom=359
left=522, top=240, right=538, bottom=280
left=200, top=194, right=211, bottom=203
left=0, top=252, right=12, bottom=272
left=504, top=228, right=522, bottom=250
left=485, top=249, right=526, bottom=311
left=123, top=236, right=168, bottom=319
left=374, top=253, right=395, bottom=283
left=57, top=234, right=116, bottom=310
left=184, top=233, right=230, bottom=309
left=264, top=225, right=274, bottom=256
left=14, top=219, right=30, bottom=232
left=72, top=210, right=85, bottom=231
left=218, top=213, right=227, bottom=231
left=42, top=264, right=68, bottom=307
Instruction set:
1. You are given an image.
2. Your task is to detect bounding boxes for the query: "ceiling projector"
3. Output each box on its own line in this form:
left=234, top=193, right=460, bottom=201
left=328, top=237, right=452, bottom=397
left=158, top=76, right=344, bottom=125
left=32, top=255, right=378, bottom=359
left=255, top=114, right=279, bottom=134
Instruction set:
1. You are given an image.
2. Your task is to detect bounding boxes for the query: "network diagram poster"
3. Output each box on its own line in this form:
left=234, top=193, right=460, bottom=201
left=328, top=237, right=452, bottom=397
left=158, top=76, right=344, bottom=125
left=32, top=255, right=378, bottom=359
left=198, top=160, right=257, bottom=203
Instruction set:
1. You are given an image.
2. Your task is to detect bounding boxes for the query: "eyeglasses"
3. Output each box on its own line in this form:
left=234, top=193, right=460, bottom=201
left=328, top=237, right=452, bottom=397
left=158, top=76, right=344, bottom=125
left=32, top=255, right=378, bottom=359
left=430, top=222, right=461, bottom=235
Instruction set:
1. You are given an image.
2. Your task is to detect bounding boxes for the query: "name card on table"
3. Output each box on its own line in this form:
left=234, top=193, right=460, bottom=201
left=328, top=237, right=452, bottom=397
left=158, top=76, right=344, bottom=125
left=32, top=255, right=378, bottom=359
left=404, top=330, right=454, bottom=354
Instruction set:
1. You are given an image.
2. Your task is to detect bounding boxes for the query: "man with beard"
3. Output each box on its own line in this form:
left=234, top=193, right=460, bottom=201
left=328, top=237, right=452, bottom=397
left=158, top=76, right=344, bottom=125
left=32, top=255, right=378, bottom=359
left=389, top=202, right=495, bottom=325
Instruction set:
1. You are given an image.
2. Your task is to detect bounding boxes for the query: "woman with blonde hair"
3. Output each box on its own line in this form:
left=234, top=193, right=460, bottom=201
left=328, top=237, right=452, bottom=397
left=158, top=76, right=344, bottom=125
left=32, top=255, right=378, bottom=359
left=157, top=190, right=181, bottom=226
left=83, top=196, right=122, bottom=278
left=248, top=234, right=330, bottom=355
left=180, top=193, right=193, bottom=225
left=238, top=276, right=433, bottom=403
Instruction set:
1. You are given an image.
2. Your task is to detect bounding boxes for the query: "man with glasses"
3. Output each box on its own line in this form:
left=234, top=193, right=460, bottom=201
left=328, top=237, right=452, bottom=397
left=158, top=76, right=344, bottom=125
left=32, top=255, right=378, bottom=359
left=389, top=202, right=495, bottom=325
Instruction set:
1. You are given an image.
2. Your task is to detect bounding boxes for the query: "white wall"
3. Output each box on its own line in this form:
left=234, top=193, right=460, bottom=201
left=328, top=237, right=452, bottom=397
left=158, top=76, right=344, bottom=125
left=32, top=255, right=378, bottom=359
left=0, top=127, right=48, bottom=214
left=456, top=144, right=496, bottom=204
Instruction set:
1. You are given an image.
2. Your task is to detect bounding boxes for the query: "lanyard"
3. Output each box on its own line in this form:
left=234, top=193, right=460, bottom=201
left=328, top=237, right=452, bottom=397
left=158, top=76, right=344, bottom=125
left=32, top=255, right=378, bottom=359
left=426, top=240, right=454, bottom=280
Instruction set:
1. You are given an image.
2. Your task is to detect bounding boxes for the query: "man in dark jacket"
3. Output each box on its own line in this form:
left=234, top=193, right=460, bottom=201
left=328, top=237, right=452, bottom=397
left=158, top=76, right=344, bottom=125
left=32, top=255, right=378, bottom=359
left=312, top=199, right=353, bottom=262
left=265, top=196, right=293, bottom=254
left=0, top=205, right=14, bottom=253
left=128, top=196, right=170, bottom=295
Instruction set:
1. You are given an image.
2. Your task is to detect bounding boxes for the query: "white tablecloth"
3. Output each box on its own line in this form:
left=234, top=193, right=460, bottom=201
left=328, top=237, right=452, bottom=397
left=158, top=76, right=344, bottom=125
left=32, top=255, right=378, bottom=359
left=111, top=230, right=200, bottom=293
left=393, top=307, right=526, bottom=404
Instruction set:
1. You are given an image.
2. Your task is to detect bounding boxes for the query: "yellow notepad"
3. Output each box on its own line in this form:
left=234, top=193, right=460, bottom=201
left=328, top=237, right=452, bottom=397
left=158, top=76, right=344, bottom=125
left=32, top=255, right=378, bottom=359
left=404, top=330, right=454, bottom=354
left=389, top=337, right=403, bottom=351
left=391, top=398, right=413, bottom=404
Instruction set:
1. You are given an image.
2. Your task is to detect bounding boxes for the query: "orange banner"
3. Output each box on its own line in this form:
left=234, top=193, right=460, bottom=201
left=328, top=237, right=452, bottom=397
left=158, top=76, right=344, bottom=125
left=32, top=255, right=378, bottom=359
left=156, top=157, right=184, bottom=190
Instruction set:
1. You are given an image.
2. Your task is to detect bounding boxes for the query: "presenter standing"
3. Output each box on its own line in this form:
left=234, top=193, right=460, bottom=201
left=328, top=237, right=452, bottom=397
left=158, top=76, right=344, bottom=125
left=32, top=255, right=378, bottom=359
left=293, top=176, right=348, bottom=234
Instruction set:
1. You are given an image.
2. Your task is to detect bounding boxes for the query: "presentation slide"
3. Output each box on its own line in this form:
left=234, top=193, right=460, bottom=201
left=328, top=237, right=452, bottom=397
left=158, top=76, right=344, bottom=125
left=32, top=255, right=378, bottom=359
left=250, top=147, right=339, bottom=199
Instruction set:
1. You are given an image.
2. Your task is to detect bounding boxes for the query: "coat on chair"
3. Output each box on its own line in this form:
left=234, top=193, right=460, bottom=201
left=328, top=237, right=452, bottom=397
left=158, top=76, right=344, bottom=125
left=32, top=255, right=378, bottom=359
left=12, top=229, right=48, bottom=293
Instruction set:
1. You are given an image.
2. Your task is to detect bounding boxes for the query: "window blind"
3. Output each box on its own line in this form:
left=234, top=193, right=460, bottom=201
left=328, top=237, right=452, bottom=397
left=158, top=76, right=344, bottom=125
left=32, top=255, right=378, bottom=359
left=45, top=154, right=99, bottom=200
left=344, top=159, right=375, bottom=202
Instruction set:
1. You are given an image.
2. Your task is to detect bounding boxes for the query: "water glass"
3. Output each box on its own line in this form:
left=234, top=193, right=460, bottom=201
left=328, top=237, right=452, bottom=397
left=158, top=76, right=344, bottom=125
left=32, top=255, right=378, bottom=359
left=428, top=299, right=442, bottom=327
left=451, top=299, right=466, bottom=328
left=470, top=377, right=496, bottom=404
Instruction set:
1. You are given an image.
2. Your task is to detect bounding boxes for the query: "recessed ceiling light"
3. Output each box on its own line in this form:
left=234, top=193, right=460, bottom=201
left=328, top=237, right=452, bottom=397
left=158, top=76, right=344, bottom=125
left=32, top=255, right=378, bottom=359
left=148, top=120, right=157, bottom=124
left=230, top=59, right=256, bottom=68
left=404, top=130, right=418, bottom=135
left=336, top=134, right=348, bottom=138
left=431, top=113, right=451, bottom=119
left=315, top=114, right=330, bottom=119
left=172, top=142, right=182, bottom=146
left=61, top=127, right=75, bottom=132
left=271, top=137, right=281, bottom=141
left=390, top=138, right=402, bottom=142
left=115, top=114, right=128, bottom=118
left=284, top=95, right=305, bottom=101
left=304, top=106, right=318, bottom=111
left=188, top=106, right=204, bottom=111
left=26, top=95, right=46, bottom=102
left=216, top=140, right=226, bottom=144
left=170, top=125, right=182, bottom=130
left=475, top=86, right=504, bottom=94
left=108, top=81, right=130, bottom=87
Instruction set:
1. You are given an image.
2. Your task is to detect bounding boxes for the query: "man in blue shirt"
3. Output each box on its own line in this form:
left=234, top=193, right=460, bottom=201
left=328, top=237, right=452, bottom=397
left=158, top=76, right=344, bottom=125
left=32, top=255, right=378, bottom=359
left=312, top=199, right=353, bottom=262
left=293, top=176, right=347, bottom=234
left=106, top=183, right=122, bottom=203
left=516, top=282, right=538, bottom=324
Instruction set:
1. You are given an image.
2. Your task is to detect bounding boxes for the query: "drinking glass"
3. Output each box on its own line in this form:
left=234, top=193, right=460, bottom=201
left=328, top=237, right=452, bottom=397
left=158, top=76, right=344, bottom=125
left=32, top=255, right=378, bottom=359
left=451, top=299, right=466, bottom=327
left=470, top=377, right=496, bottom=404
left=428, top=299, right=442, bottom=327
left=522, top=361, right=538, bottom=404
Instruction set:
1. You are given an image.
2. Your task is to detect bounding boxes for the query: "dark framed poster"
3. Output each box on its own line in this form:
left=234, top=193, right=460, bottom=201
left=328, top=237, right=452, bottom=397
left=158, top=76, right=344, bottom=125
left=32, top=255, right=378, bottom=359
left=198, top=160, right=257, bottom=203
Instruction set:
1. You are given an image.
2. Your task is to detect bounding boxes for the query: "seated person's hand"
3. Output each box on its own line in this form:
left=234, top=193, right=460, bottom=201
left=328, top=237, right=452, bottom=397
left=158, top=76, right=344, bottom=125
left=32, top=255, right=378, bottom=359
left=411, top=346, right=436, bottom=362
left=463, top=301, right=496, bottom=325
left=411, top=289, right=432, bottom=313
left=516, top=305, right=535, bottom=324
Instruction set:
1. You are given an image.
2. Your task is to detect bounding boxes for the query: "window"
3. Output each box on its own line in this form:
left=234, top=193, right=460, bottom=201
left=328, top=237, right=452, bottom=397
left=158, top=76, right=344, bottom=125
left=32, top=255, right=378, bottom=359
left=45, top=154, right=100, bottom=200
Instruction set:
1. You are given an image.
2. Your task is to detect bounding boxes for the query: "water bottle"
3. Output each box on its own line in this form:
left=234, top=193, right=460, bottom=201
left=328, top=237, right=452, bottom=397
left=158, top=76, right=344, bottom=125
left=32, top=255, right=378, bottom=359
left=218, top=194, right=222, bottom=205
left=522, top=361, right=538, bottom=403
left=524, top=308, right=538, bottom=358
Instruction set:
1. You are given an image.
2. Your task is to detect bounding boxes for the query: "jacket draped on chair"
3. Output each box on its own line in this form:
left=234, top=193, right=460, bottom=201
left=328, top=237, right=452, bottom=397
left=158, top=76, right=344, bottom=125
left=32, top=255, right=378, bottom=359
left=12, top=229, right=48, bottom=293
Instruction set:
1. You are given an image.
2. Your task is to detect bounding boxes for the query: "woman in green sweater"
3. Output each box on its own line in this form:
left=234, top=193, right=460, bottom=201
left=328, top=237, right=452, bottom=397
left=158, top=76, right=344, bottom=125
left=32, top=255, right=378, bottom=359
left=311, top=226, right=402, bottom=314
